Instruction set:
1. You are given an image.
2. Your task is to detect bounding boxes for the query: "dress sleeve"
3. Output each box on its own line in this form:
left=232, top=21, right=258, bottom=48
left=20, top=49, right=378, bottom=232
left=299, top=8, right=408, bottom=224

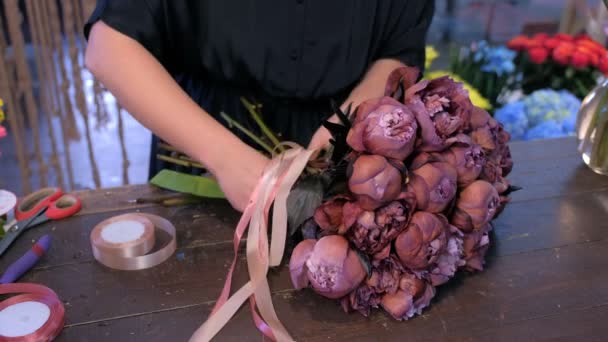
left=84, top=0, right=166, bottom=63
left=375, top=0, right=435, bottom=71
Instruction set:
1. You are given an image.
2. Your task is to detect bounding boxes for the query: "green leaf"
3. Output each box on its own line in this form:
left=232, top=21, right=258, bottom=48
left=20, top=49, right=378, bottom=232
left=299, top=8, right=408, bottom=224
left=286, top=175, right=324, bottom=236
left=150, top=169, right=225, bottom=199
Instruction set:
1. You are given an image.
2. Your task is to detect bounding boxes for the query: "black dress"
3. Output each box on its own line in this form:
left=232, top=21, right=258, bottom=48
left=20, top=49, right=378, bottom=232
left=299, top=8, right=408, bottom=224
left=84, top=0, right=435, bottom=178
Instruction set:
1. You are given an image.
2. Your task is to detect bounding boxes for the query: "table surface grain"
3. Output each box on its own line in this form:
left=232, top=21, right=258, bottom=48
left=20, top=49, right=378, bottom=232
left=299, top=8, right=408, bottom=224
left=1, top=137, right=607, bottom=342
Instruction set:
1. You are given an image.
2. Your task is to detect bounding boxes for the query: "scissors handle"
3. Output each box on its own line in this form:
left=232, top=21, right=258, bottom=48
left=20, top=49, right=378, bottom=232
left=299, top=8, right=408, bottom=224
left=15, top=187, right=63, bottom=221
left=45, top=194, right=81, bottom=220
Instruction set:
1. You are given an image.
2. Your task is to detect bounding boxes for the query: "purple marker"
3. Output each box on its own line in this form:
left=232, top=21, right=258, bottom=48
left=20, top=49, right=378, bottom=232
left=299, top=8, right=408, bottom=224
left=0, top=234, right=51, bottom=283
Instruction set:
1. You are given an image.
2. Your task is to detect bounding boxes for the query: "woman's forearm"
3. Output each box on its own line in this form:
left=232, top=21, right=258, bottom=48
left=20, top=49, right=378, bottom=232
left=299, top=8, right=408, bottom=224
left=84, top=21, right=257, bottom=175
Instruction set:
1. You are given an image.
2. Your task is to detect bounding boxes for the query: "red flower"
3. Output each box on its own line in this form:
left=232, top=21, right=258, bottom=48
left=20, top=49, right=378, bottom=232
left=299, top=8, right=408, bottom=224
left=543, top=38, right=561, bottom=50
left=577, top=40, right=606, bottom=55
left=532, top=33, right=549, bottom=42
left=528, top=47, right=549, bottom=64
left=599, top=57, right=608, bottom=75
left=576, top=46, right=600, bottom=66
left=571, top=50, right=590, bottom=69
left=552, top=45, right=573, bottom=65
left=507, top=35, right=530, bottom=51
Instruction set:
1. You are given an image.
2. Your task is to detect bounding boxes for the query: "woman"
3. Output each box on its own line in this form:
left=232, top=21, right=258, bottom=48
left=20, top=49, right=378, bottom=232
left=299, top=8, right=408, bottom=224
left=84, top=0, right=435, bottom=212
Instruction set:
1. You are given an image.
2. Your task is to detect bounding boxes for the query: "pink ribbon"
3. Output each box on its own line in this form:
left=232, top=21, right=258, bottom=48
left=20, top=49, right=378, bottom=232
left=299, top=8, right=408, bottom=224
left=190, top=147, right=314, bottom=342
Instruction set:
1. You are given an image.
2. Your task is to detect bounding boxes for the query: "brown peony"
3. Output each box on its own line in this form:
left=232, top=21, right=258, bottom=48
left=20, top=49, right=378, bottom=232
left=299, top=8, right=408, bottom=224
left=407, top=162, right=458, bottom=213
left=348, top=154, right=403, bottom=210
left=347, top=96, right=418, bottom=160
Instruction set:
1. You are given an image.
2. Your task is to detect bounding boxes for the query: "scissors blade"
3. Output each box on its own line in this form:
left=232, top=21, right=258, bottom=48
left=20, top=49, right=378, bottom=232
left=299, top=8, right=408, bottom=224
left=0, top=227, right=23, bottom=257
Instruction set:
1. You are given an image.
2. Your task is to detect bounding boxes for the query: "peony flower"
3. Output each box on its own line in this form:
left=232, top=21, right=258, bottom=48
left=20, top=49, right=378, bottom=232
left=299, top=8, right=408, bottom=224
left=405, top=76, right=474, bottom=151
left=289, top=239, right=317, bottom=289
left=440, top=136, right=486, bottom=187
left=462, top=224, right=492, bottom=271
left=303, top=235, right=367, bottom=299
left=347, top=96, right=418, bottom=160
left=395, top=212, right=448, bottom=270
left=451, top=180, right=500, bottom=232
left=380, top=272, right=435, bottom=321
left=428, top=230, right=465, bottom=286
left=406, top=162, right=457, bottom=213
left=313, top=195, right=350, bottom=234
left=469, top=107, right=510, bottom=152
left=348, top=154, right=403, bottom=210
left=348, top=192, right=416, bottom=255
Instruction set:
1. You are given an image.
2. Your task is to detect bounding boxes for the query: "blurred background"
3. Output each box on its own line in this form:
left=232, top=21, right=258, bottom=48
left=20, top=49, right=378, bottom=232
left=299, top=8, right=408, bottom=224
left=0, top=0, right=600, bottom=195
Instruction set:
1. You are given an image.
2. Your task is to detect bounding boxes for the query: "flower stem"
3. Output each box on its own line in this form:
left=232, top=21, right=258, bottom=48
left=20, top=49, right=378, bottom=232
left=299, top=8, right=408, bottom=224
left=240, top=97, right=285, bottom=153
left=220, top=111, right=275, bottom=155
left=156, top=154, right=206, bottom=169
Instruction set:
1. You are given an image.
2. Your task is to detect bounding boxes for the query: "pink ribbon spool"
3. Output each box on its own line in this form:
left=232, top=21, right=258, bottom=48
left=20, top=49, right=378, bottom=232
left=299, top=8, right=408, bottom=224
left=90, top=213, right=176, bottom=271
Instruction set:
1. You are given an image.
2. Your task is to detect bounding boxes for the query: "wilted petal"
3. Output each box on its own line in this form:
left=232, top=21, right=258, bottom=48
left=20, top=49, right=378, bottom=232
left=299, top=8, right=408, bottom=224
left=381, top=272, right=435, bottom=320
left=395, top=212, right=449, bottom=270
left=441, top=137, right=486, bottom=188
left=384, top=66, right=420, bottom=101
left=349, top=194, right=415, bottom=254
left=462, top=224, right=492, bottom=271
left=405, top=76, right=473, bottom=152
left=313, top=195, right=350, bottom=234
left=429, top=233, right=465, bottom=286
left=306, top=235, right=367, bottom=299
left=289, top=239, right=317, bottom=289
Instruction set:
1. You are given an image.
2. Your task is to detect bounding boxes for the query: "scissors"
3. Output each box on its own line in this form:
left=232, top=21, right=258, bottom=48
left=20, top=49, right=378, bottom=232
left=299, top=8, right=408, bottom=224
left=0, top=187, right=81, bottom=257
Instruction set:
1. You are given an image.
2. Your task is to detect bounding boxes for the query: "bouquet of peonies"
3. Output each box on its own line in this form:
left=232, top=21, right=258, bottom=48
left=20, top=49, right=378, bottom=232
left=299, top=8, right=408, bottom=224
left=507, top=33, right=608, bottom=99
left=195, top=66, right=518, bottom=341
left=287, top=67, right=515, bottom=321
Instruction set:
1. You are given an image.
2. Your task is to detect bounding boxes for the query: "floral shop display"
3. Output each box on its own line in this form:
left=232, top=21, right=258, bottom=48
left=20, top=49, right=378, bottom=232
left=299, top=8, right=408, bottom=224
left=194, top=66, right=517, bottom=341
left=507, top=33, right=608, bottom=99
left=495, top=88, right=581, bottom=141
left=448, top=40, right=517, bottom=108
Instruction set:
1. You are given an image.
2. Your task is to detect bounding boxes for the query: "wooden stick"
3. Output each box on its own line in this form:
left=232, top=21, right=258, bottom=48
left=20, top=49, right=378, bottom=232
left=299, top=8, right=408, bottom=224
left=5, top=0, right=48, bottom=187
left=63, top=0, right=101, bottom=188
left=115, top=103, right=131, bottom=185
left=47, top=0, right=76, bottom=189
left=27, top=0, right=64, bottom=189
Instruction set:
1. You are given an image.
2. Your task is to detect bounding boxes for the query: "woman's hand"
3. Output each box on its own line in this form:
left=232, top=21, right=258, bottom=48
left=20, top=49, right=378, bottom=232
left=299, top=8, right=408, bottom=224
left=214, top=146, right=269, bottom=212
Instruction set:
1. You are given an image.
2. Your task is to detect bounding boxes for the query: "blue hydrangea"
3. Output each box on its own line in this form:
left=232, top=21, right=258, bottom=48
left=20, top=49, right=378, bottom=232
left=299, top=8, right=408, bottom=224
left=524, top=121, right=566, bottom=140
left=495, top=88, right=582, bottom=141
left=471, top=40, right=516, bottom=76
left=494, top=102, right=528, bottom=140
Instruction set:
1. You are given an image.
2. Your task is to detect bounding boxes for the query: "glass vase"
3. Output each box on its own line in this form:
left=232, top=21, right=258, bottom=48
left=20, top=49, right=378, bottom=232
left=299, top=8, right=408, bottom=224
left=576, top=79, right=608, bottom=175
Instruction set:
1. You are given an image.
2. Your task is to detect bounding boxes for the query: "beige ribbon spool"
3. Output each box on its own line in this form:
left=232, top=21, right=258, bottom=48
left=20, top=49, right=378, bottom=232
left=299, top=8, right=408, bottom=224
left=90, top=213, right=176, bottom=271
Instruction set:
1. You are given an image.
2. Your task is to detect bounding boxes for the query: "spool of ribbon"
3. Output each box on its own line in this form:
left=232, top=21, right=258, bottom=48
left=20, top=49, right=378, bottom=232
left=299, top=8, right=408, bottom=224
left=0, top=189, right=17, bottom=217
left=190, top=146, right=314, bottom=342
left=0, top=283, right=65, bottom=341
left=90, top=213, right=176, bottom=271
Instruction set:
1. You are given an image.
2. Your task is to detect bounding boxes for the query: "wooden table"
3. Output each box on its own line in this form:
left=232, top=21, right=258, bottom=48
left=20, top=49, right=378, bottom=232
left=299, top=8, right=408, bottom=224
left=2, top=137, right=608, bottom=341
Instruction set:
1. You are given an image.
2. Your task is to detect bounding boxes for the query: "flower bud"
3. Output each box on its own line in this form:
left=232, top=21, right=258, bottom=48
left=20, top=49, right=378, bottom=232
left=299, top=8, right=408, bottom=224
left=348, top=154, right=403, bottom=210
left=305, top=235, right=367, bottom=299
left=451, top=180, right=500, bottom=232
left=407, top=162, right=457, bottom=213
